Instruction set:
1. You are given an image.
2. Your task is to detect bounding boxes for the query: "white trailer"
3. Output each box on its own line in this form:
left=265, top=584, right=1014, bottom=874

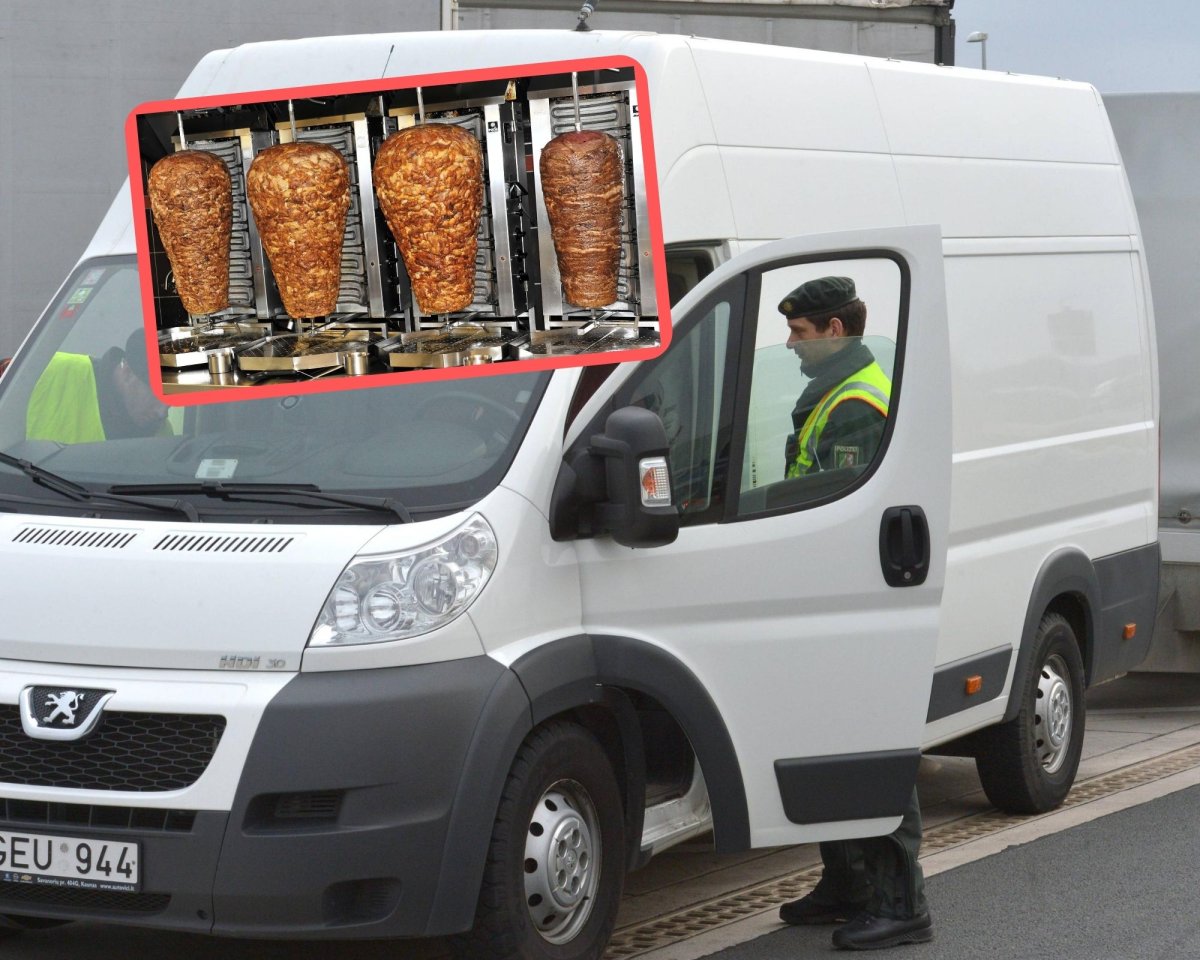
left=1106, top=93, right=1200, bottom=672
left=445, top=0, right=956, bottom=64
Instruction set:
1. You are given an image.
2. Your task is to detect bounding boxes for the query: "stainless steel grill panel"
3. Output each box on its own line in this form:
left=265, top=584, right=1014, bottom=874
left=384, top=110, right=502, bottom=329
left=186, top=136, right=256, bottom=313
left=531, top=86, right=651, bottom=327
left=290, top=123, right=371, bottom=311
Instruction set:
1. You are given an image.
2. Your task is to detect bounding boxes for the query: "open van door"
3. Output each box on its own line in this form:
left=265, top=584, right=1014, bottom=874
left=570, top=225, right=951, bottom=848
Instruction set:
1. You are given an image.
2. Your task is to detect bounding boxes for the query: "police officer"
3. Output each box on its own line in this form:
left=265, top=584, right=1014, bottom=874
left=779, top=276, right=890, bottom=478
left=775, top=276, right=932, bottom=950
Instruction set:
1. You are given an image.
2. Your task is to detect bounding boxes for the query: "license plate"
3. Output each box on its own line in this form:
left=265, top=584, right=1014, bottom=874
left=0, top=830, right=140, bottom=892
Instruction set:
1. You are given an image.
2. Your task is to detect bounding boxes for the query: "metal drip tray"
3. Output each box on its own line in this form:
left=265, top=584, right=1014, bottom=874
left=158, top=324, right=271, bottom=368
left=377, top=334, right=475, bottom=369
left=376, top=325, right=522, bottom=369
left=520, top=326, right=660, bottom=358
left=235, top=330, right=374, bottom=373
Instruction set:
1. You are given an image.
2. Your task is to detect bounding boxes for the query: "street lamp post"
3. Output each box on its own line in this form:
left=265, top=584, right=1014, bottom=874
left=967, top=31, right=989, bottom=70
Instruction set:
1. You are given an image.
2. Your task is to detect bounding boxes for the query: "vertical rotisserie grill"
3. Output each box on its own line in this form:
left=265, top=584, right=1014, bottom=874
left=136, top=68, right=661, bottom=386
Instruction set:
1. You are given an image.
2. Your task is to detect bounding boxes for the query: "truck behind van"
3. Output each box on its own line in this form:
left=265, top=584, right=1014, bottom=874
left=1105, top=93, right=1200, bottom=675
left=0, top=30, right=1158, bottom=960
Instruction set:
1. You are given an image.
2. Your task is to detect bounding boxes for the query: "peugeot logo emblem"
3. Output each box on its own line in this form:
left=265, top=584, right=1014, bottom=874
left=19, top=686, right=114, bottom=741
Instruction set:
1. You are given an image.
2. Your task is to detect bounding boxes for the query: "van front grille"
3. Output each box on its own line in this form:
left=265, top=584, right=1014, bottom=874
left=0, top=798, right=196, bottom=833
left=0, top=707, right=225, bottom=791
left=0, top=881, right=170, bottom=914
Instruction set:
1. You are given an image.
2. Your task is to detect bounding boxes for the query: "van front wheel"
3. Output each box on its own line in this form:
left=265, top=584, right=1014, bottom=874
left=456, top=721, right=626, bottom=960
left=974, top=612, right=1085, bottom=814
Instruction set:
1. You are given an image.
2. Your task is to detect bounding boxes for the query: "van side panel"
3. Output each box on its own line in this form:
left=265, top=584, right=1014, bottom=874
left=686, top=41, right=905, bottom=242
left=934, top=246, right=1156, bottom=684
left=864, top=63, right=1119, bottom=166
left=857, top=60, right=1156, bottom=719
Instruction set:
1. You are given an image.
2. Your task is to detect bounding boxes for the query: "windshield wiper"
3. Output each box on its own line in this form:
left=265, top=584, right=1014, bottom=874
left=107, top=480, right=412, bottom=523
left=0, top=452, right=199, bottom=522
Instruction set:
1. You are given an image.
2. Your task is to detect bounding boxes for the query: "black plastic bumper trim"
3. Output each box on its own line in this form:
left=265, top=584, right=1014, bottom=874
left=925, top=646, right=1012, bottom=723
left=1092, top=542, right=1160, bottom=682
left=774, top=749, right=920, bottom=824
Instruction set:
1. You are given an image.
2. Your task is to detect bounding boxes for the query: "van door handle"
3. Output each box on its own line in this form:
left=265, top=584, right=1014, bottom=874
left=879, top=506, right=930, bottom=587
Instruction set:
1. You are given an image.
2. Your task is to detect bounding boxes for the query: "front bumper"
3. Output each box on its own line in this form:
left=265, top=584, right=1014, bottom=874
left=0, top=656, right=532, bottom=938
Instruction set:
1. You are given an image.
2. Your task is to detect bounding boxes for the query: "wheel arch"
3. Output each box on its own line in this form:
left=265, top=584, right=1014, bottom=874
left=425, top=634, right=751, bottom=936
left=513, top=634, right=750, bottom=855
left=1004, top=548, right=1099, bottom=723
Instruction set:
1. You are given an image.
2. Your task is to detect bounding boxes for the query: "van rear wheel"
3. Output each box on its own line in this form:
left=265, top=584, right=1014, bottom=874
left=974, top=612, right=1085, bottom=814
left=455, top=721, right=625, bottom=960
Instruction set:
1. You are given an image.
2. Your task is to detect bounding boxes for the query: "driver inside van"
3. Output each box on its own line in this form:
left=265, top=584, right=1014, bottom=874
left=26, top=329, right=170, bottom=444
left=780, top=276, right=891, bottom=477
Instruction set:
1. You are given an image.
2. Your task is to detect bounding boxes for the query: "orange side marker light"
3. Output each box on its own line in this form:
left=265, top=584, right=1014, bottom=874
left=1123, top=623, right=1137, bottom=640
left=964, top=675, right=983, bottom=696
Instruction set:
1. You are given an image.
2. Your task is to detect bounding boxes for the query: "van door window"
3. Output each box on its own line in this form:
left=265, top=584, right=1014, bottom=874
left=736, top=257, right=903, bottom=517
left=664, top=247, right=716, bottom=305
left=622, top=277, right=741, bottom=525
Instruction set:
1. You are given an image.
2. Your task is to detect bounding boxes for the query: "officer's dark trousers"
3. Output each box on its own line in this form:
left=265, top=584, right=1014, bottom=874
left=809, top=787, right=927, bottom=920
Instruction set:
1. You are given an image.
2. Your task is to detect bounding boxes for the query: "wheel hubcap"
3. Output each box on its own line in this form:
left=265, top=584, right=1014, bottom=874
left=523, top=781, right=601, bottom=944
left=1035, top=654, right=1073, bottom=774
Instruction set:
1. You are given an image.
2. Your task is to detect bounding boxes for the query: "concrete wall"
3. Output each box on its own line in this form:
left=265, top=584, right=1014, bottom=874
left=0, top=0, right=438, bottom=357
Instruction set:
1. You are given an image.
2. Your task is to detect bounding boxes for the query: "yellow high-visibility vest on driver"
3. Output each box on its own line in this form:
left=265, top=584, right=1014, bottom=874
left=26, top=330, right=170, bottom=444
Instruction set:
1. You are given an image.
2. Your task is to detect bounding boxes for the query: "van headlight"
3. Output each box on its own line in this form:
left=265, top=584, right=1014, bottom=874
left=309, top=514, right=498, bottom=646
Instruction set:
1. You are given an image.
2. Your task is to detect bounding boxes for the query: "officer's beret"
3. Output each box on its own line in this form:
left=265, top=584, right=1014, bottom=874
left=778, top=276, right=857, bottom=318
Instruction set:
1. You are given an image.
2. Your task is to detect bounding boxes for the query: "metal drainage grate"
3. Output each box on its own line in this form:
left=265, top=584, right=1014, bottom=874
left=602, top=742, right=1200, bottom=958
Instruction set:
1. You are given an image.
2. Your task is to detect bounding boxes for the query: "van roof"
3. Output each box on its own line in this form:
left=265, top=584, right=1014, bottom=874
left=84, top=29, right=1106, bottom=262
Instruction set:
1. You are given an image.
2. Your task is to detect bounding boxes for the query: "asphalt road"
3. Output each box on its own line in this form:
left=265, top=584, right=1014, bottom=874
left=709, top=782, right=1200, bottom=960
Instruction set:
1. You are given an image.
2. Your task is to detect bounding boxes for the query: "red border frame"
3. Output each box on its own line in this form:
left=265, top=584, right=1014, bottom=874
left=125, top=54, right=671, bottom=407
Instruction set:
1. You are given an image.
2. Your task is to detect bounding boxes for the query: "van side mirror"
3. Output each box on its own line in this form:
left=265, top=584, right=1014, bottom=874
left=550, top=405, right=680, bottom=548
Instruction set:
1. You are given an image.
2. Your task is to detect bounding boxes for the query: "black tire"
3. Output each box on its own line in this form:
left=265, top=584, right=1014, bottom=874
left=974, top=612, right=1086, bottom=814
left=454, top=721, right=626, bottom=960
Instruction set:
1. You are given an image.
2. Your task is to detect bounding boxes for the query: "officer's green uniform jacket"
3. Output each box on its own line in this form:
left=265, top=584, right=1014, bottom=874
left=785, top=339, right=891, bottom=478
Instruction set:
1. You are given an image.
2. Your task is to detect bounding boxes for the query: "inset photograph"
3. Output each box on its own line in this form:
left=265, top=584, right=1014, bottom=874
left=128, top=56, right=668, bottom=403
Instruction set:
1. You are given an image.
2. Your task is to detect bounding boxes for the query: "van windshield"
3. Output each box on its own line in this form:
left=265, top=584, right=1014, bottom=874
left=0, top=258, right=549, bottom=523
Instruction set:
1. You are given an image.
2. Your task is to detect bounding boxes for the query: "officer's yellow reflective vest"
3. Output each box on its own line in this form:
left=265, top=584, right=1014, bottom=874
left=26, top=353, right=107, bottom=444
left=786, top=360, right=891, bottom=478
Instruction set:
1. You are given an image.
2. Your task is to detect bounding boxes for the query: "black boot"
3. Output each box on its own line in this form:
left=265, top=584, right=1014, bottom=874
left=831, top=910, right=933, bottom=950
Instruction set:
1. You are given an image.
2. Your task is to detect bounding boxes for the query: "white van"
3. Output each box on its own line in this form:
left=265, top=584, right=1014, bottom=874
left=0, top=30, right=1158, bottom=959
